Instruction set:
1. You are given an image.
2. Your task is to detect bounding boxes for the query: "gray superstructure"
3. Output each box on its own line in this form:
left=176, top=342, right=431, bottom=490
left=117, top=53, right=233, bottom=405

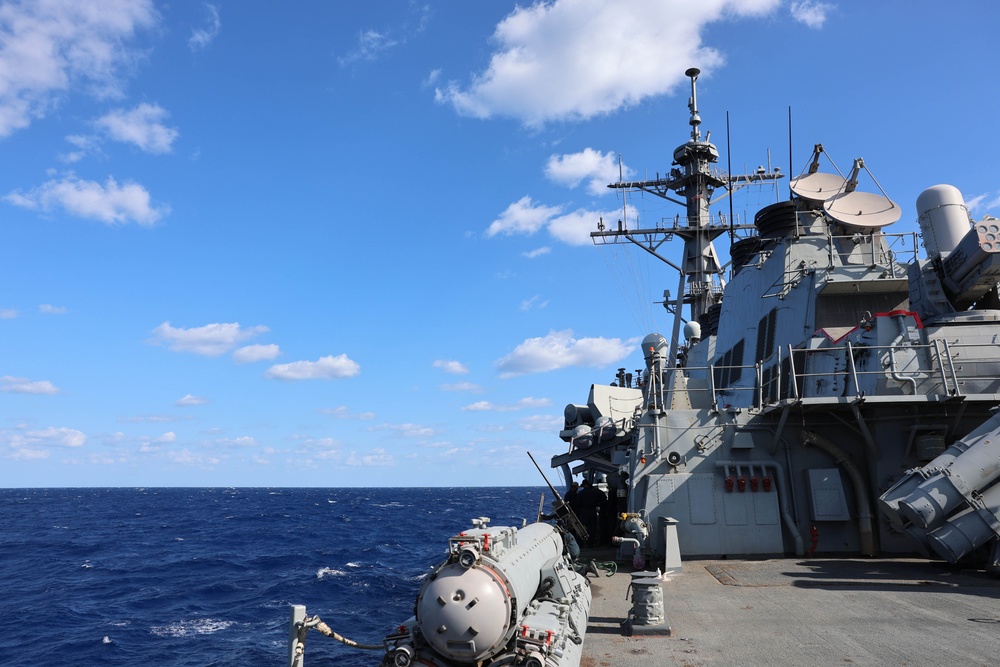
left=553, top=68, right=1000, bottom=571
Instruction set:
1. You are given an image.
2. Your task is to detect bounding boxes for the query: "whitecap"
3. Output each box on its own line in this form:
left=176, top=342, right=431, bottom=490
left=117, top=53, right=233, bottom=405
left=346, top=561, right=362, bottom=568
left=316, top=567, right=346, bottom=579
left=150, top=618, right=235, bottom=638
left=102, top=636, right=113, bottom=644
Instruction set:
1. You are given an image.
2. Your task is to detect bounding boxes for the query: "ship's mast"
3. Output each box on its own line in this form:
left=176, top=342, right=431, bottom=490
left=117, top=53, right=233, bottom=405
left=595, top=68, right=781, bottom=358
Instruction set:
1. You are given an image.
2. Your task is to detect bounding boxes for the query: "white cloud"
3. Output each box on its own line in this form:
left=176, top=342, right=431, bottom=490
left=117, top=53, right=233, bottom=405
left=522, top=246, right=551, bottom=259
left=433, top=359, right=469, bottom=375
left=440, top=382, right=483, bottom=393
left=547, top=208, right=611, bottom=245
left=232, top=343, right=281, bottom=364
left=95, top=103, right=179, bottom=153
left=967, top=191, right=1000, bottom=214
left=462, top=397, right=552, bottom=412
left=517, top=414, right=563, bottom=432
left=790, top=1, right=833, bottom=29
left=0, top=375, right=59, bottom=395
left=265, top=354, right=361, bottom=380
left=60, top=133, right=100, bottom=162
left=545, top=148, right=633, bottom=195
left=486, top=196, right=562, bottom=237
left=0, top=0, right=159, bottom=138
left=462, top=401, right=495, bottom=412
left=175, top=394, right=209, bottom=407
left=120, top=414, right=191, bottom=423
left=189, top=3, right=221, bottom=51
left=166, top=449, right=220, bottom=467
left=345, top=447, right=395, bottom=467
left=520, top=295, right=549, bottom=311
left=319, top=406, right=376, bottom=420
left=214, top=435, right=257, bottom=448
left=435, top=0, right=780, bottom=126
left=488, top=197, right=634, bottom=246
left=39, top=304, right=68, bottom=314
left=5, top=426, right=86, bottom=452
left=150, top=321, right=269, bottom=356
left=496, top=329, right=638, bottom=378
left=339, top=29, right=400, bottom=66
left=367, top=422, right=442, bottom=438
left=5, top=174, right=168, bottom=225
left=0, top=309, right=18, bottom=319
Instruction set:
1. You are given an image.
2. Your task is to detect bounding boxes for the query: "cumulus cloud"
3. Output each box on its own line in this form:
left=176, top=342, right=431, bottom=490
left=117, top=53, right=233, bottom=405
left=95, top=103, right=179, bottom=153
left=175, top=394, right=209, bottom=407
left=189, top=3, right=221, bottom=51
left=433, top=359, right=469, bottom=375
left=3, top=426, right=86, bottom=460
left=488, top=198, right=635, bottom=246
left=435, top=0, right=780, bottom=126
left=0, top=309, right=18, bottom=319
left=486, top=196, right=562, bottom=237
left=0, top=0, right=159, bottom=138
left=5, top=174, right=168, bottom=225
left=0, top=375, right=59, bottom=394
left=232, top=343, right=281, bottom=364
left=265, top=354, right=360, bottom=380
left=545, top=148, right=633, bottom=195
left=39, top=304, right=68, bottom=314
left=790, top=1, right=833, bottom=28
left=150, top=321, right=269, bottom=356
left=496, top=329, right=638, bottom=378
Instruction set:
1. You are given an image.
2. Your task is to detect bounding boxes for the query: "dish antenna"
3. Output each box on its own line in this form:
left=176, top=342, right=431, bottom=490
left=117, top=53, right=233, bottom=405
left=822, top=157, right=901, bottom=229
left=789, top=144, right=847, bottom=204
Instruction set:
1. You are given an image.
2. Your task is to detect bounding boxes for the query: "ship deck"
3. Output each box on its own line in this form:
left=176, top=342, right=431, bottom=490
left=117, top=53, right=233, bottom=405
left=580, top=551, right=1000, bottom=667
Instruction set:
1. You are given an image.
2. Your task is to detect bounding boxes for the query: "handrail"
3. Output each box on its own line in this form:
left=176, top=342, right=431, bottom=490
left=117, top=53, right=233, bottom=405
left=668, top=336, right=1000, bottom=407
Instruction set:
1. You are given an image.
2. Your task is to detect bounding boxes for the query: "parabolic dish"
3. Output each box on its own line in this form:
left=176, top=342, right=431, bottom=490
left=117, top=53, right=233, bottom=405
left=823, top=190, right=902, bottom=229
left=789, top=172, right=847, bottom=203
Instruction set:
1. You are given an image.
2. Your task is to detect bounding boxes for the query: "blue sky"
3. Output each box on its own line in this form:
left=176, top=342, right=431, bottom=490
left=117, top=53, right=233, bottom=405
left=2, top=1, right=999, bottom=487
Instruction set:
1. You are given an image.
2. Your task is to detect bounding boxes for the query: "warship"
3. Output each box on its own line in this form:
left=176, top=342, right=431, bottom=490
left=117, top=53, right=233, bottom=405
left=553, top=67, right=1000, bottom=571
left=285, top=68, right=1000, bottom=667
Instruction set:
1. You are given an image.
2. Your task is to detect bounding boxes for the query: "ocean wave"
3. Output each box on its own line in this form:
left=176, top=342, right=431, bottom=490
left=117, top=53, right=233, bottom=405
left=316, top=567, right=347, bottom=579
left=150, top=618, right=235, bottom=637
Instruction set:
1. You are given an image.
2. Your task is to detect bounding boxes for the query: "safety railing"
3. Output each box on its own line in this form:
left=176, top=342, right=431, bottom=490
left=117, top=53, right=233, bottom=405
left=665, top=337, right=1000, bottom=410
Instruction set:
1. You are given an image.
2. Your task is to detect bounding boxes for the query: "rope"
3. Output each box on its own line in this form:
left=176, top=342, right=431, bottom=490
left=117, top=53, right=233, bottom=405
left=592, top=560, right=618, bottom=577
left=306, top=616, right=384, bottom=650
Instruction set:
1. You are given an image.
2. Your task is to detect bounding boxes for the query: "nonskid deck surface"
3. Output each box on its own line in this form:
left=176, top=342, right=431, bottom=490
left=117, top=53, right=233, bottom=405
left=581, top=554, right=1000, bottom=667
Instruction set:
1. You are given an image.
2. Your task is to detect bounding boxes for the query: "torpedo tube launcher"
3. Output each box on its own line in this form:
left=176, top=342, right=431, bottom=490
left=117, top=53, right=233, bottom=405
left=287, top=517, right=591, bottom=667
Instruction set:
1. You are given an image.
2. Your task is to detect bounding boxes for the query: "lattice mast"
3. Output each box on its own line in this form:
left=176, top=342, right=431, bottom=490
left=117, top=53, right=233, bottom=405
left=595, top=68, right=781, bottom=356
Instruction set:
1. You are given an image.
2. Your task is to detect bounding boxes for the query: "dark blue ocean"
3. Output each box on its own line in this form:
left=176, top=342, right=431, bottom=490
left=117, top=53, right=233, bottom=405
left=0, top=487, right=549, bottom=666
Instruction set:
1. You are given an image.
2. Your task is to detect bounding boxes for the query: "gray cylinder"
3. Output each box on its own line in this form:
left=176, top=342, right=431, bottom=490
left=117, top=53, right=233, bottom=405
left=416, top=523, right=562, bottom=662
left=917, top=184, right=971, bottom=260
left=897, top=414, right=1000, bottom=529
left=628, top=574, right=665, bottom=626
left=925, top=482, right=1000, bottom=563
